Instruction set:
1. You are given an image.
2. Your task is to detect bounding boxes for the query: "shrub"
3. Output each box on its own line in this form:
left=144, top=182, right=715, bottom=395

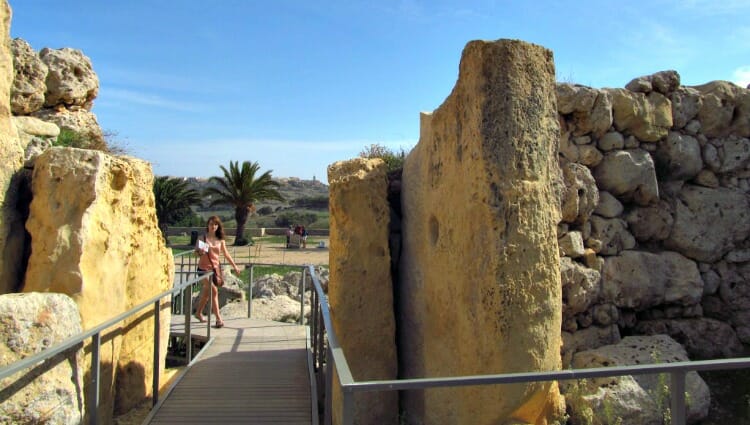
left=275, top=212, right=317, bottom=227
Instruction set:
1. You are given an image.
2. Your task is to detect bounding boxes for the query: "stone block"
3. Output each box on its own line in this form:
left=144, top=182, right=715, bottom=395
left=327, top=157, right=397, bottom=425
left=399, top=39, right=564, bottom=425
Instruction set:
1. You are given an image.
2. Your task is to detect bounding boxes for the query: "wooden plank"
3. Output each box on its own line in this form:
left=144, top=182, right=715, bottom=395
left=148, top=316, right=312, bottom=424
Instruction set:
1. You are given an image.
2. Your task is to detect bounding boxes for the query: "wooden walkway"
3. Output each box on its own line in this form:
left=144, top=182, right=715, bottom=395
left=147, top=315, right=313, bottom=424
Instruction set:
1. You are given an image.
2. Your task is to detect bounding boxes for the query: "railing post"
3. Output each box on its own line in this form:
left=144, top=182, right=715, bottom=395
left=311, top=283, right=318, bottom=369
left=671, top=370, right=687, bottom=425
left=317, top=308, right=325, bottom=371
left=299, top=267, right=306, bottom=325
left=342, top=390, right=354, bottom=425
left=89, top=332, right=101, bottom=425
left=325, top=345, right=333, bottom=425
left=248, top=264, right=254, bottom=318
left=185, top=284, right=192, bottom=362
left=153, top=300, right=161, bottom=407
left=207, top=276, right=212, bottom=340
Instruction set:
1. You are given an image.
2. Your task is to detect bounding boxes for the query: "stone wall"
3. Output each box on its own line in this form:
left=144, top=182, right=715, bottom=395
left=556, top=71, right=750, bottom=368
left=328, top=42, right=750, bottom=423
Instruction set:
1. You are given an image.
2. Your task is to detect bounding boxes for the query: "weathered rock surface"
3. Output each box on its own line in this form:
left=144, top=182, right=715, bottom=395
left=0, top=293, right=85, bottom=425
left=32, top=106, right=103, bottom=143
left=23, top=147, right=173, bottom=420
left=608, top=88, right=673, bottom=142
left=0, top=1, right=24, bottom=296
left=602, top=250, right=702, bottom=310
left=560, top=161, right=598, bottom=224
left=588, top=215, right=636, bottom=256
left=13, top=115, right=59, bottom=167
left=655, top=131, right=702, bottom=180
left=561, top=257, right=600, bottom=318
left=635, top=318, right=744, bottom=359
left=328, top=157, right=397, bottom=425
left=669, top=86, right=703, bottom=129
left=569, top=335, right=710, bottom=424
left=624, top=200, right=674, bottom=243
left=399, top=39, right=564, bottom=425
left=561, top=325, right=620, bottom=367
left=664, top=185, right=750, bottom=262
left=10, top=38, right=47, bottom=115
left=39, top=47, right=98, bottom=109
left=593, top=148, right=659, bottom=206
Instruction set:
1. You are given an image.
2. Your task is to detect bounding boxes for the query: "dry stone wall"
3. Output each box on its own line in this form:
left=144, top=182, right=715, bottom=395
left=328, top=42, right=750, bottom=423
left=557, top=71, right=750, bottom=369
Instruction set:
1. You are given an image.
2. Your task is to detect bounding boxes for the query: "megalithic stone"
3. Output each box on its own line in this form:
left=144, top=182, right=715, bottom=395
left=399, top=39, right=565, bottom=424
left=328, top=158, right=398, bottom=425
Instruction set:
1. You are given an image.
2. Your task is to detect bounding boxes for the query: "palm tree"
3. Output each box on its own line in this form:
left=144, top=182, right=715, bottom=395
left=205, top=161, right=285, bottom=246
left=153, top=176, right=201, bottom=243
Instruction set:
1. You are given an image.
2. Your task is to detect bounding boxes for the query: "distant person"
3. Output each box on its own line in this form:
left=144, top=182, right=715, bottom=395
left=286, top=225, right=293, bottom=248
left=194, top=215, right=240, bottom=328
left=301, top=225, right=308, bottom=248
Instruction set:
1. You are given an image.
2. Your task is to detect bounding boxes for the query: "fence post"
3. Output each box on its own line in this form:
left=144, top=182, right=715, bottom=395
left=325, top=345, right=333, bottom=425
left=185, top=284, right=192, bottom=363
left=248, top=264, right=254, bottom=318
left=89, top=332, right=101, bottom=425
left=670, top=370, right=687, bottom=425
left=299, top=267, right=306, bottom=325
left=153, top=300, right=161, bottom=407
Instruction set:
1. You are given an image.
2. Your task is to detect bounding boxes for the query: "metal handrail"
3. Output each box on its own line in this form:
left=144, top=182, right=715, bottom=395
left=303, top=264, right=750, bottom=425
left=0, top=266, right=215, bottom=425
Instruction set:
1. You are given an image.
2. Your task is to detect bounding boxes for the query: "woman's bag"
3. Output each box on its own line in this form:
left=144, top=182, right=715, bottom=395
left=211, top=264, right=224, bottom=287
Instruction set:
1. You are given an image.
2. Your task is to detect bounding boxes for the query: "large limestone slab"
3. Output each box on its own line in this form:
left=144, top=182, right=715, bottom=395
left=0, top=0, right=25, bottom=295
left=399, top=39, right=564, bottom=425
left=23, top=147, right=173, bottom=421
left=0, top=293, right=85, bottom=424
left=327, top=158, right=397, bottom=425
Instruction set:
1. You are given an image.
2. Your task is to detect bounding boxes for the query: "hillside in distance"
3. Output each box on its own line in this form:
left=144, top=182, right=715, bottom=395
left=178, top=176, right=329, bottom=207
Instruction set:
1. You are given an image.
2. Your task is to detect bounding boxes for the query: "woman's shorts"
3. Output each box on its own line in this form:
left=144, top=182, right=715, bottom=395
left=196, top=267, right=219, bottom=286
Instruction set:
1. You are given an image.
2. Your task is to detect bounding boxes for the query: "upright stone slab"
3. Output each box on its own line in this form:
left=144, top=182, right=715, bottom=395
left=23, top=147, right=173, bottom=422
left=399, top=39, right=564, bottom=424
left=328, top=158, right=397, bottom=425
left=0, top=0, right=26, bottom=295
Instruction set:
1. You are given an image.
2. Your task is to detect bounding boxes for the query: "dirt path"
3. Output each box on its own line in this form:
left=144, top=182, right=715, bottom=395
left=218, top=237, right=330, bottom=266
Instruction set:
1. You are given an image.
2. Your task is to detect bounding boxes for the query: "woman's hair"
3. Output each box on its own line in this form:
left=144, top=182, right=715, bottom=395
left=206, top=215, right=225, bottom=240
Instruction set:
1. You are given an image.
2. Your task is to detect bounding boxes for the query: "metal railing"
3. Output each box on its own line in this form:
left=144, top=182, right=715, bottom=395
left=303, top=264, right=750, bottom=425
left=0, top=266, right=217, bottom=425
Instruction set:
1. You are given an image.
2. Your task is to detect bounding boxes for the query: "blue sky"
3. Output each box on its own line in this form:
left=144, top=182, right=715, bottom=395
left=9, top=1, right=750, bottom=184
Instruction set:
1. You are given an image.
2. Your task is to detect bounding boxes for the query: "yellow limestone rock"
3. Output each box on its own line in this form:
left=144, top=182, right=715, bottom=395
left=0, top=0, right=25, bottom=294
left=328, top=158, right=398, bottom=425
left=23, top=147, right=173, bottom=422
left=399, top=39, right=565, bottom=424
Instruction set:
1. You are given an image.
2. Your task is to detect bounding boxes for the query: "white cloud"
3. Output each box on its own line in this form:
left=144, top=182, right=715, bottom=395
left=733, top=66, right=750, bottom=88
left=101, top=88, right=203, bottom=112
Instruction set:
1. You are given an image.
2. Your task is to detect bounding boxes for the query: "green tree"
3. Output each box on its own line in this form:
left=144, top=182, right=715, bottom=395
left=205, top=160, right=285, bottom=246
left=153, top=176, right=201, bottom=243
left=359, top=143, right=408, bottom=172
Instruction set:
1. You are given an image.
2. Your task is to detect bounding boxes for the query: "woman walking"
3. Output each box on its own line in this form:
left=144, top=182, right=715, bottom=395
left=194, top=215, right=241, bottom=328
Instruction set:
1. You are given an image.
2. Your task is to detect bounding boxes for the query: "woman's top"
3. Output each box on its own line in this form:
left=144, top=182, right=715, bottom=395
left=198, top=235, right=221, bottom=270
